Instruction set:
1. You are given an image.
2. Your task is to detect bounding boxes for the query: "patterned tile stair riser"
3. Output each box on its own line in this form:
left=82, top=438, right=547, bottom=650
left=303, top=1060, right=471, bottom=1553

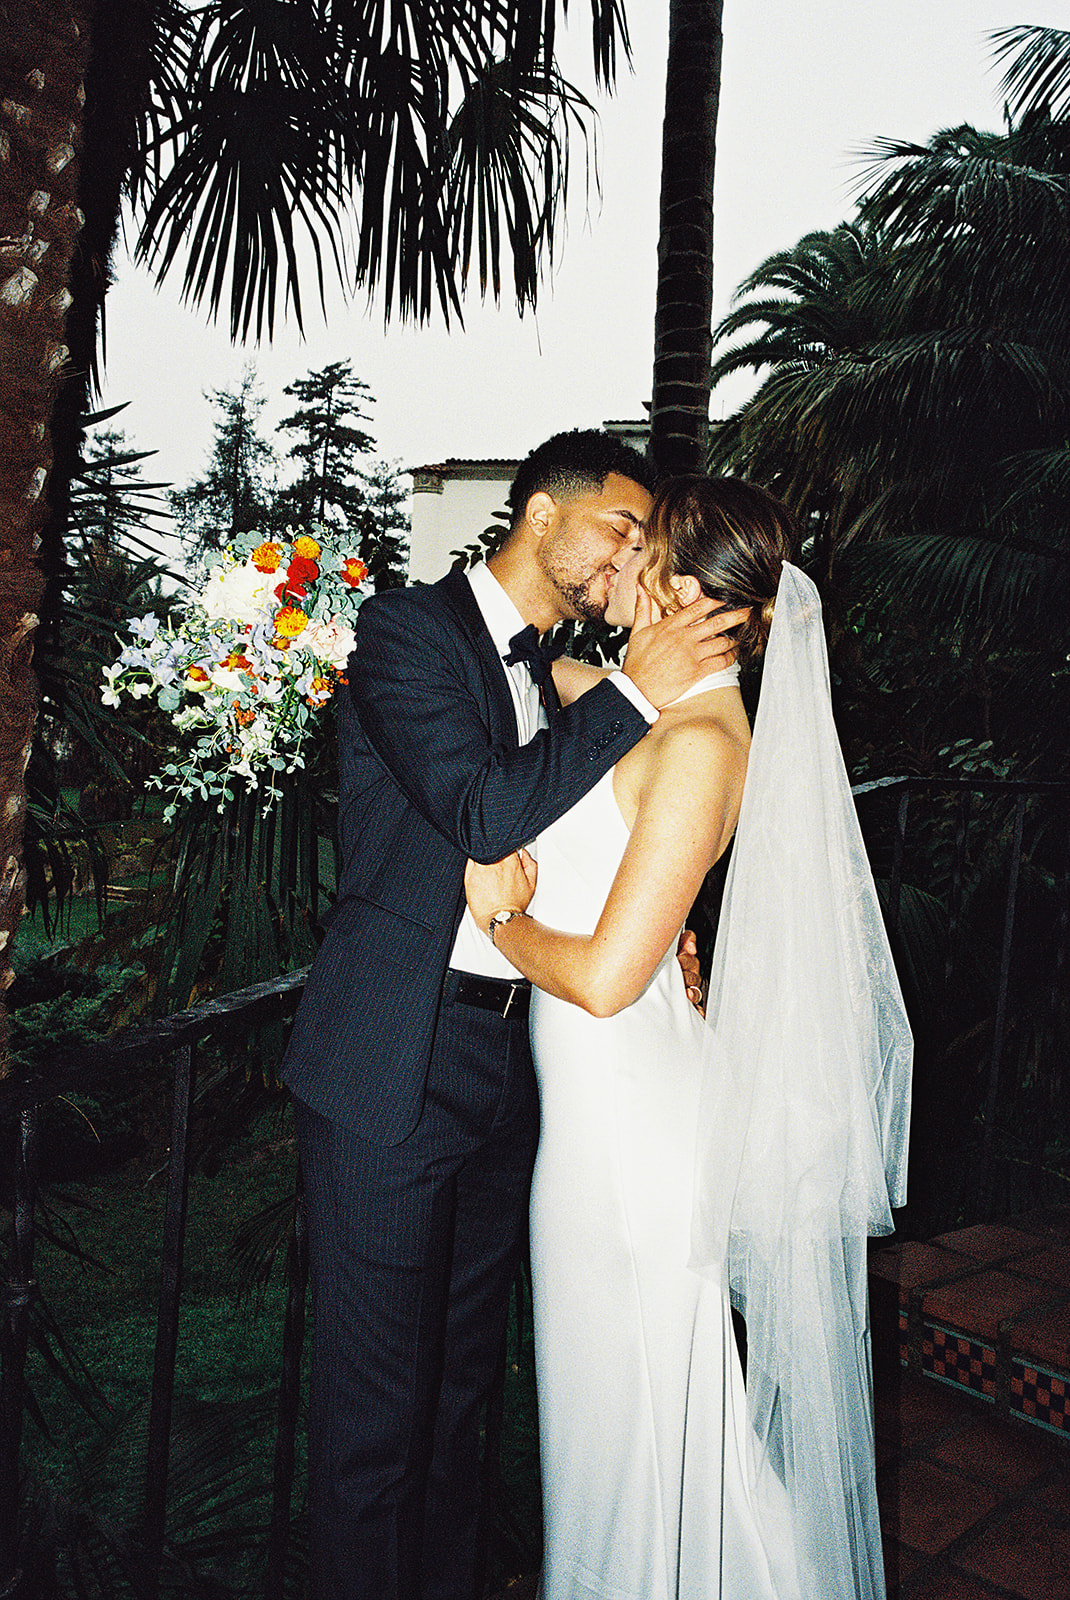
left=921, top=1323, right=998, bottom=1402
left=1010, top=1360, right=1070, bottom=1437
left=868, top=1209, right=1070, bottom=1449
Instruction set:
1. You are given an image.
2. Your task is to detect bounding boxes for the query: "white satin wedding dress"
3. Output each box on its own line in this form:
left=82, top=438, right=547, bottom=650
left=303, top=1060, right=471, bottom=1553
left=527, top=671, right=801, bottom=1600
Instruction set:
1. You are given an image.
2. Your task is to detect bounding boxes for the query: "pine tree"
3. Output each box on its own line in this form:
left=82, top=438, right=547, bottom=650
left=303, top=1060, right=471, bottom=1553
left=276, top=361, right=408, bottom=588
left=171, top=369, right=276, bottom=563
left=357, top=459, right=411, bottom=591
left=276, top=361, right=375, bottom=529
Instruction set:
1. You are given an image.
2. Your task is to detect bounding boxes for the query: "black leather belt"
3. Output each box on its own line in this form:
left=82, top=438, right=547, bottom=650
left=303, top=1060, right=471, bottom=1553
left=445, top=969, right=531, bottom=1019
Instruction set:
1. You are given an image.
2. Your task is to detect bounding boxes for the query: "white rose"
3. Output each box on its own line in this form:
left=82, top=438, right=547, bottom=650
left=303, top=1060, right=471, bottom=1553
left=198, top=560, right=274, bottom=624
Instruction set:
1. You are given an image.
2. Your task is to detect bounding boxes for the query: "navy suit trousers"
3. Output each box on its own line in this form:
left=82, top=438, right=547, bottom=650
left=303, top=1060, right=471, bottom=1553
left=294, top=985, right=540, bottom=1600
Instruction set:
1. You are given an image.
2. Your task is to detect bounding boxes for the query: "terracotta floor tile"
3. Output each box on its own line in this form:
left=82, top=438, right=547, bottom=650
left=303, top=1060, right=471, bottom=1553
left=907, top=1571, right=1011, bottom=1600
left=1035, top=1471, right=1070, bottom=1519
left=882, top=1536, right=924, bottom=1594
left=870, top=1241, right=971, bottom=1293
left=1011, top=1207, right=1070, bottom=1245
left=932, top=1224, right=1041, bottom=1263
left=1007, top=1300, right=1070, bottom=1370
left=922, top=1269, right=1053, bottom=1341
left=875, top=1370, right=975, bottom=1452
left=925, top=1414, right=1061, bottom=1491
left=957, top=1504, right=1070, bottom=1600
left=1012, top=1246, right=1070, bottom=1291
left=878, top=1458, right=999, bottom=1555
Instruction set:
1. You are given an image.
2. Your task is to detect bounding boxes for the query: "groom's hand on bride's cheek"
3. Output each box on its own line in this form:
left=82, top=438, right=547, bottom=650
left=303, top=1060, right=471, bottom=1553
left=676, top=930, right=706, bottom=1016
left=706, top=606, right=748, bottom=668
left=622, top=594, right=749, bottom=708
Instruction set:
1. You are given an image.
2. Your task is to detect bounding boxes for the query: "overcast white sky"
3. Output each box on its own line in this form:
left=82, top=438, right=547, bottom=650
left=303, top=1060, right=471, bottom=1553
left=98, top=2, right=1067, bottom=494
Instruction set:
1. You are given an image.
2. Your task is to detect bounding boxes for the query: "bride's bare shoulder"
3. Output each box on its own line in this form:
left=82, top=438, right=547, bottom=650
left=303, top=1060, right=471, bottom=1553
left=652, top=704, right=749, bottom=791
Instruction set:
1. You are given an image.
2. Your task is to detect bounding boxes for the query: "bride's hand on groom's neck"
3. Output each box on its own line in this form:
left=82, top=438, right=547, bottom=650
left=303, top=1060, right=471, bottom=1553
left=622, top=591, right=745, bottom=710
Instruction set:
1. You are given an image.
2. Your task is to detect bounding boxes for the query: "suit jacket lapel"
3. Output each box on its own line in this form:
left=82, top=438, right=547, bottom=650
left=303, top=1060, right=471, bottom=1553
left=433, top=567, right=521, bottom=749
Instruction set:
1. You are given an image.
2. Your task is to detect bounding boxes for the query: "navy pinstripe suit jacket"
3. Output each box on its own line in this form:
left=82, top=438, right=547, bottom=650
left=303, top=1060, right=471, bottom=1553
left=281, top=566, right=648, bottom=1146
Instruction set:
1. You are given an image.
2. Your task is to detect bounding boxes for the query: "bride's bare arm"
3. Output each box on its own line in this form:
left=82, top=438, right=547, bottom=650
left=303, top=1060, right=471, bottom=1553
left=465, top=722, right=746, bottom=1017
left=551, top=656, right=611, bottom=707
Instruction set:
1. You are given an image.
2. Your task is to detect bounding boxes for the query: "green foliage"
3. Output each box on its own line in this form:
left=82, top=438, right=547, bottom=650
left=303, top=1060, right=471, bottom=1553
left=25, top=421, right=178, bottom=935
left=18, top=1147, right=305, bottom=1598
left=449, top=507, right=510, bottom=570
left=709, top=32, right=1070, bottom=778
left=358, top=456, right=411, bottom=591
left=7, top=956, right=142, bottom=1073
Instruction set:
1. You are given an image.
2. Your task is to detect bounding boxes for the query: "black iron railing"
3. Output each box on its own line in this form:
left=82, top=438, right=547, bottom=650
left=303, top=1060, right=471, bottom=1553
left=0, top=777, right=1067, bottom=1597
left=0, top=970, right=309, bottom=1600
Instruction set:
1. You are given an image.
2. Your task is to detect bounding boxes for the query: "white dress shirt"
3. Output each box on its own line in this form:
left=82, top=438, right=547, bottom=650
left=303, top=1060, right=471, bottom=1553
left=448, top=562, right=657, bottom=979
left=449, top=563, right=545, bottom=979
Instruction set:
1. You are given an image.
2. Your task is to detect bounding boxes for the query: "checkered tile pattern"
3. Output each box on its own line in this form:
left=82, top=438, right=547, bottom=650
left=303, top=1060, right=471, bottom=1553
left=1010, top=1359, right=1070, bottom=1435
left=922, top=1322, right=997, bottom=1400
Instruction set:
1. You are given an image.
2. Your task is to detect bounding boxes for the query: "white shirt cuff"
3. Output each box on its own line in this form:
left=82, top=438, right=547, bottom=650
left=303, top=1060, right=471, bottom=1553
left=608, top=670, right=657, bottom=725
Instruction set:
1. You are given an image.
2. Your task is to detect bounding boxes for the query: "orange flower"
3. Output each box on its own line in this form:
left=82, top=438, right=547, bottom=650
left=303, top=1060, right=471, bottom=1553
left=222, top=650, right=252, bottom=670
left=293, top=535, right=322, bottom=560
left=251, top=541, right=284, bottom=573
left=275, top=605, right=308, bottom=638
left=341, top=556, right=368, bottom=587
left=305, top=675, right=332, bottom=706
left=234, top=706, right=256, bottom=727
left=187, top=665, right=210, bottom=685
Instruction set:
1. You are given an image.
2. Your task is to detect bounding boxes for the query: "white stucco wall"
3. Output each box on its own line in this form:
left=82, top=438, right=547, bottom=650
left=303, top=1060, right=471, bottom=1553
left=407, top=463, right=517, bottom=584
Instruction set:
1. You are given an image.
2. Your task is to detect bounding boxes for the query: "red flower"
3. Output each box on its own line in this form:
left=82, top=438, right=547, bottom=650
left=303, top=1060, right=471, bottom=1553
left=275, top=554, right=319, bottom=602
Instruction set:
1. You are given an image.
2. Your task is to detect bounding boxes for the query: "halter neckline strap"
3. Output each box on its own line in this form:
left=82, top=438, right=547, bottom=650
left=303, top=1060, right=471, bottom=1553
left=665, top=665, right=740, bottom=706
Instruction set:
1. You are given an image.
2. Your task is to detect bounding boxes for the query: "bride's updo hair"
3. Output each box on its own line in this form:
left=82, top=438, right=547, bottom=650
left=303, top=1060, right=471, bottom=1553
left=641, top=476, right=798, bottom=666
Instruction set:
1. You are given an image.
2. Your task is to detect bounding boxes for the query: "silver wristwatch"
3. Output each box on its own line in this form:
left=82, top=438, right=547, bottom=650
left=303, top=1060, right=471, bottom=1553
left=487, top=908, right=526, bottom=944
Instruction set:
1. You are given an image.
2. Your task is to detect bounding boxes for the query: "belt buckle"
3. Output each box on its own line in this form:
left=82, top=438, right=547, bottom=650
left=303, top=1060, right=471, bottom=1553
left=502, top=982, right=522, bottom=1018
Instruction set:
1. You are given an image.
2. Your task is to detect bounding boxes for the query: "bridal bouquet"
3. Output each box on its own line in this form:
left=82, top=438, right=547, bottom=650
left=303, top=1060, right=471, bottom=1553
left=102, top=528, right=370, bottom=818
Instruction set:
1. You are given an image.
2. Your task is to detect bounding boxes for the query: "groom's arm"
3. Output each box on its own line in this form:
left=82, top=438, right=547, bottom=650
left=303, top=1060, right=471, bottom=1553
left=347, top=592, right=649, bottom=862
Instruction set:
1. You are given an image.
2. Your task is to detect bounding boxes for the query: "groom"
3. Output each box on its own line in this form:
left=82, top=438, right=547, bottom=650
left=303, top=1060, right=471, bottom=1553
left=282, top=430, right=735, bottom=1599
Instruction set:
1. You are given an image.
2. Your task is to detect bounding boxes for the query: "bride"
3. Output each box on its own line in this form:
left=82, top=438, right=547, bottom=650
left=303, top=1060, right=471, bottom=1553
left=464, top=477, right=912, bottom=1600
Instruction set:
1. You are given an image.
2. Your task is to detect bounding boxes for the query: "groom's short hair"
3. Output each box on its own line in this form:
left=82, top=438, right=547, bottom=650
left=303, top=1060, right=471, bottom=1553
left=508, top=430, right=655, bottom=528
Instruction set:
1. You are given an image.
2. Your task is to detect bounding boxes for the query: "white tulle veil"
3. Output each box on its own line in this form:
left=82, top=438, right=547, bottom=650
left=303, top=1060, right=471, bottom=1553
left=691, top=562, right=912, bottom=1599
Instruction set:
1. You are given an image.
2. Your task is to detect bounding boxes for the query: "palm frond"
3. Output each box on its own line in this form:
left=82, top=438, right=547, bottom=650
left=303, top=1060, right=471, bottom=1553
left=134, top=0, right=623, bottom=339
left=848, top=529, right=1070, bottom=635
left=991, top=24, right=1070, bottom=124
left=994, top=442, right=1070, bottom=513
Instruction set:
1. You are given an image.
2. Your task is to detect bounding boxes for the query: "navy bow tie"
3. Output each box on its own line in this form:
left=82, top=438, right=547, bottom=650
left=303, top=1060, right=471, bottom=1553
left=503, top=624, right=564, bottom=712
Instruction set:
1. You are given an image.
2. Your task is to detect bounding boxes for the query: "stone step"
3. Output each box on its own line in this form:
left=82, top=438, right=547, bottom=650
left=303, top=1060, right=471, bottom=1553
left=869, top=1206, right=1070, bottom=1442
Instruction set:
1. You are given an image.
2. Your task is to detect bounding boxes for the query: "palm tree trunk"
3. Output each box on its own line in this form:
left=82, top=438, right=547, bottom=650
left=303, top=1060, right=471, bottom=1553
left=650, top=0, right=723, bottom=476
left=0, top=0, right=89, bottom=1059
left=40, top=0, right=160, bottom=646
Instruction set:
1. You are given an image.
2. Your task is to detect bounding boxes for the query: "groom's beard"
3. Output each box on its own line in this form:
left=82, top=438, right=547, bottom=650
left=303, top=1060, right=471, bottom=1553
left=538, top=548, right=613, bottom=624
left=551, top=574, right=609, bottom=623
